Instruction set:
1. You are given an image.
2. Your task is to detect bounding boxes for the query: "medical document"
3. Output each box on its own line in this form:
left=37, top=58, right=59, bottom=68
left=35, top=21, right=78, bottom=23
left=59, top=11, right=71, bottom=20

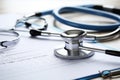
left=0, top=14, right=119, bottom=80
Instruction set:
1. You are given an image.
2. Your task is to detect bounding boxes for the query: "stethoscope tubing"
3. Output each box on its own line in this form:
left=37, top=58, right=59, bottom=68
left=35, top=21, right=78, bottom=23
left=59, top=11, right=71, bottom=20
left=15, top=4, right=120, bottom=42
left=86, top=27, right=120, bottom=42
left=0, top=29, right=20, bottom=52
left=38, top=5, right=120, bottom=31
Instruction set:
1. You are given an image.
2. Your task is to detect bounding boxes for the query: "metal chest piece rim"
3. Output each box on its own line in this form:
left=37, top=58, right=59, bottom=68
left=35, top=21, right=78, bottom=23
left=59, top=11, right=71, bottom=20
left=54, top=29, right=94, bottom=60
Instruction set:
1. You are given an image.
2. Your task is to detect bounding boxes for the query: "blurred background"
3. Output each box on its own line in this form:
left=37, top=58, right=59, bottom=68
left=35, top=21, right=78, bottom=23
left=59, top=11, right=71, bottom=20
left=0, top=0, right=120, bottom=15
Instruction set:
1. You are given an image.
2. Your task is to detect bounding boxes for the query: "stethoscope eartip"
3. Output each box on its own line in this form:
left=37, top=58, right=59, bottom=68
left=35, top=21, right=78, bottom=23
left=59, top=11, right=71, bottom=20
left=29, top=29, right=41, bottom=37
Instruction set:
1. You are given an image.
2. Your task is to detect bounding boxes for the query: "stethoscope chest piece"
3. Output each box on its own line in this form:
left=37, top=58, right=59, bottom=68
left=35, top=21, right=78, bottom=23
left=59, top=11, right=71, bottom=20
left=54, top=30, right=94, bottom=60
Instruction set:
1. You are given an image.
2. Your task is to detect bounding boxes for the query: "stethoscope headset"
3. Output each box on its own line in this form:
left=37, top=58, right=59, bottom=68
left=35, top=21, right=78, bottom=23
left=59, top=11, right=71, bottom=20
left=15, top=4, right=120, bottom=42
left=7, top=5, right=120, bottom=59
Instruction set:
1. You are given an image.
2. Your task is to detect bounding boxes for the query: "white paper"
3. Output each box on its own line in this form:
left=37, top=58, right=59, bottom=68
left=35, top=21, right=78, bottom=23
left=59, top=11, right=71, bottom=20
left=0, top=14, right=119, bottom=80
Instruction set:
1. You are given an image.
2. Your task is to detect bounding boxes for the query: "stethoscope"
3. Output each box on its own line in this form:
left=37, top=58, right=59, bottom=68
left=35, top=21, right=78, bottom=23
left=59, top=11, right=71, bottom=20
left=0, top=29, right=20, bottom=52
left=15, top=4, right=120, bottom=42
left=13, top=4, right=120, bottom=59
left=18, top=4, right=120, bottom=31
